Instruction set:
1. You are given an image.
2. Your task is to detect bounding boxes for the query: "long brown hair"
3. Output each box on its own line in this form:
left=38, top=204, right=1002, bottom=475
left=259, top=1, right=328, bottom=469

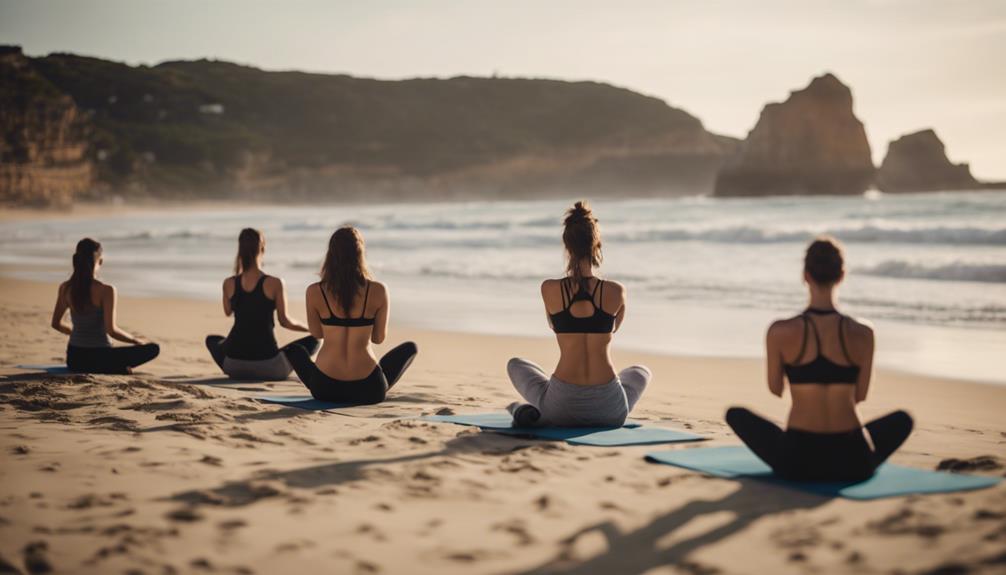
left=234, top=228, right=264, bottom=275
left=69, top=238, right=102, bottom=312
left=563, top=201, right=602, bottom=289
left=321, top=226, right=371, bottom=314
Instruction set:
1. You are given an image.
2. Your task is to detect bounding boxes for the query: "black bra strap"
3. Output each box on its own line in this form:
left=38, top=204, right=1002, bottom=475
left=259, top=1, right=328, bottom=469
left=838, top=315, right=854, bottom=365
left=254, top=274, right=266, bottom=292
left=807, top=315, right=822, bottom=353
left=561, top=279, right=572, bottom=309
left=319, top=284, right=335, bottom=316
left=795, top=315, right=809, bottom=363
left=359, top=281, right=371, bottom=319
left=595, top=279, right=604, bottom=308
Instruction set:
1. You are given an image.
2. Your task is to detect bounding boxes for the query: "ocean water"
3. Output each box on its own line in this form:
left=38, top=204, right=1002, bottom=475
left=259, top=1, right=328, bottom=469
left=2, top=191, right=1005, bottom=384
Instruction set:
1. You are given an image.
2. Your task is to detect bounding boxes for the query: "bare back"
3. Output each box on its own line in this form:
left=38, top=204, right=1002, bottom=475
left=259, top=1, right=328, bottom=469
left=767, top=312, right=875, bottom=433
left=542, top=277, right=625, bottom=386
left=306, top=281, right=388, bottom=380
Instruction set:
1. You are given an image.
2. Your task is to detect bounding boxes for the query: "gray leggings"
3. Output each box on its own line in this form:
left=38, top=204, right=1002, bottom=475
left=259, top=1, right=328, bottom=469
left=506, top=357, right=651, bottom=427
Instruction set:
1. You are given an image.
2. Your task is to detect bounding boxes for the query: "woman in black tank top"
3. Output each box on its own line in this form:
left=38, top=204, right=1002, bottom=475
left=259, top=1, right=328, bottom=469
left=205, top=228, right=318, bottom=380
left=726, top=237, right=913, bottom=481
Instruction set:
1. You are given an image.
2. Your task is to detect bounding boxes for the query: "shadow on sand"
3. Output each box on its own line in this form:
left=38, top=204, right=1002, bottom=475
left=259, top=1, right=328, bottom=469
left=513, top=479, right=831, bottom=575
left=169, top=431, right=531, bottom=505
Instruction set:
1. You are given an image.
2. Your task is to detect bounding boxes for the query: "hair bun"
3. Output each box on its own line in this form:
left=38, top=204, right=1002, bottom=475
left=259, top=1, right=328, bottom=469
left=565, top=200, right=595, bottom=224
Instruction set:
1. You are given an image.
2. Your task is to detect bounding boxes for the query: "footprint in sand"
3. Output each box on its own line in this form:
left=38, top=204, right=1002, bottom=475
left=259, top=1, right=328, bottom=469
left=23, top=541, right=52, bottom=574
left=491, top=519, right=535, bottom=546
left=937, top=455, right=1003, bottom=473
left=165, top=507, right=204, bottom=522
left=218, top=519, right=248, bottom=530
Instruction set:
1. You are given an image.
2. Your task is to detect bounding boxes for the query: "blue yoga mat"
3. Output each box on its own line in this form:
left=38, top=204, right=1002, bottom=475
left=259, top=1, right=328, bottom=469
left=256, top=395, right=357, bottom=410
left=422, top=412, right=704, bottom=446
left=645, top=445, right=1002, bottom=500
left=16, top=364, right=72, bottom=375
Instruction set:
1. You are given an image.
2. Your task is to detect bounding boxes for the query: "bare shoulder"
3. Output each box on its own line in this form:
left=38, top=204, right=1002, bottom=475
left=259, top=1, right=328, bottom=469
left=264, top=274, right=285, bottom=291
left=842, top=315, right=875, bottom=341
left=306, top=281, right=322, bottom=299
left=540, top=278, right=560, bottom=293
left=601, top=279, right=625, bottom=297
left=767, top=315, right=804, bottom=341
left=368, top=280, right=388, bottom=301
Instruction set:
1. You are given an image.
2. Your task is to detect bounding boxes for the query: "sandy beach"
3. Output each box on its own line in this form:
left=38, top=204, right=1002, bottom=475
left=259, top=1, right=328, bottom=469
left=1, top=275, right=1004, bottom=574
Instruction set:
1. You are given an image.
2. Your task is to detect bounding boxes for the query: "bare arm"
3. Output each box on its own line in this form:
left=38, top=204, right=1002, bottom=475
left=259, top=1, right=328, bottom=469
left=50, top=283, right=72, bottom=336
left=305, top=285, right=323, bottom=339
left=612, top=284, right=627, bottom=333
left=102, top=285, right=144, bottom=344
left=854, top=324, right=875, bottom=403
left=765, top=323, right=786, bottom=398
left=272, top=278, right=309, bottom=332
left=222, top=277, right=234, bottom=317
left=541, top=280, right=555, bottom=330
left=371, top=283, right=389, bottom=344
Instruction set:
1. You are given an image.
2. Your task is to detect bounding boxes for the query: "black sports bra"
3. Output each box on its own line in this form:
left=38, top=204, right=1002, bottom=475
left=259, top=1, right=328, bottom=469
left=783, top=308, right=861, bottom=385
left=319, top=281, right=375, bottom=327
left=549, top=278, right=616, bottom=334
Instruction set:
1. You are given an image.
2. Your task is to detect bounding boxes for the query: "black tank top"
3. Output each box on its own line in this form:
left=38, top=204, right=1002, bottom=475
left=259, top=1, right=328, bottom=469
left=549, top=278, right=616, bottom=334
left=225, top=274, right=279, bottom=360
left=783, top=308, right=860, bottom=385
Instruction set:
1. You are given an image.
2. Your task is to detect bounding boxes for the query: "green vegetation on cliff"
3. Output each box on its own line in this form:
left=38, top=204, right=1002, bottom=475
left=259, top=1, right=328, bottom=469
left=7, top=48, right=732, bottom=200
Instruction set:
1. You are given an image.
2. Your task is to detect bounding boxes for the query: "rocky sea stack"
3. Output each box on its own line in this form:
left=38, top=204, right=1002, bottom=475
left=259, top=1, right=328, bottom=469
left=714, top=73, right=875, bottom=197
left=876, top=129, right=979, bottom=193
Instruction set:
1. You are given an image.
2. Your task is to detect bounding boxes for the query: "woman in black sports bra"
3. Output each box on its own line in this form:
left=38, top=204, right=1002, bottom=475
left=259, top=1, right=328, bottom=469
left=205, top=228, right=318, bottom=380
left=286, top=226, right=418, bottom=404
left=506, top=201, right=651, bottom=427
left=726, top=237, right=913, bottom=481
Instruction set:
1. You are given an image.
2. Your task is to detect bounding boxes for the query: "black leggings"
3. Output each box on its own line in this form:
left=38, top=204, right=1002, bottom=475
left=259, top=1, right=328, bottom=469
left=725, top=407, right=914, bottom=482
left=66, top=343, right=160, bottom=375
left=205, top=334, right=319, bottom=370
left=286, top=341, right=418, bottom=404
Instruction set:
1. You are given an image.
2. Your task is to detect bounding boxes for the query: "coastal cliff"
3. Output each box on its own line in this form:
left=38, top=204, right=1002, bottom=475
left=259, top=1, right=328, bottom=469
left=3, top=48, right=737, bottom=205
left=0, top=47, right=93, bottom=206
left=876, top=129, right=979, bottom=193
left=714, top=73, right=875, bottom=197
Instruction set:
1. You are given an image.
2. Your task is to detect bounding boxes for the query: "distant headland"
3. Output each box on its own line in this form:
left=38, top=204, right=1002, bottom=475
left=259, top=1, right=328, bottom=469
left=1, top=46, right=999, bottom=206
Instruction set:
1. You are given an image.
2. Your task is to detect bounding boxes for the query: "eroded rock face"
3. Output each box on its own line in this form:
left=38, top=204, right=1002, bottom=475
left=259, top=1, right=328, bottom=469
left=714, top=73, right=875, bottom=197
left=0, top=46, right=93, bottom=206
left=876, top=129, right=978, bottom=193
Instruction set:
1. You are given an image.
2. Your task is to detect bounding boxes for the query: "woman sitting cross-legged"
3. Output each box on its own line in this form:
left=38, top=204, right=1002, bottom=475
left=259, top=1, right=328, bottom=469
left=205, top=228, right=318, bottom=380
left=506, top=201, right=651, bottom=428
left=51, top=238, right=160, bottom=374
left=726, top=237, right=913, bottom=482
left=286, top=226, right=418, bottom=405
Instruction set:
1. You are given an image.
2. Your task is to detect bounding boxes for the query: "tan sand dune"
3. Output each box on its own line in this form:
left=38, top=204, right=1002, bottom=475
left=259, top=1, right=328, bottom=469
left=1, top=276, right=1004, bottom=574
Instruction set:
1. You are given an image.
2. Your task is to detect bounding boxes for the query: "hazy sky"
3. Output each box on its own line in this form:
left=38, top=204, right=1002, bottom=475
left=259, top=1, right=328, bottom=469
left=3, top=0, right=1004, bottom=178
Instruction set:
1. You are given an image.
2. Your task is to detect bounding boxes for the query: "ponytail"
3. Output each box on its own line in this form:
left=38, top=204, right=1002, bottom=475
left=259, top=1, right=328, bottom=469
left=562, top=201, right=602, bottom=289
left=69, top=238, right=102, bottom=312
left=234, top=228, right=264, bottom=275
